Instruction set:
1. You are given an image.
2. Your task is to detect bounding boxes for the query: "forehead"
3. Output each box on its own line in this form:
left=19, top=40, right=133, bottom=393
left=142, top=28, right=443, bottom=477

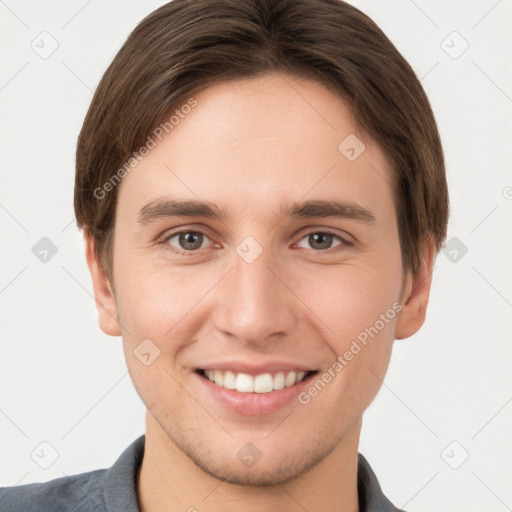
left=116, top=73, right=395, bottom=224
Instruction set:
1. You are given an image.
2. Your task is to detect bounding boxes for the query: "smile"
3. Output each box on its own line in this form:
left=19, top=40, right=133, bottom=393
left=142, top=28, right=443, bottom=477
left=197, top=369, right=316, bottom=393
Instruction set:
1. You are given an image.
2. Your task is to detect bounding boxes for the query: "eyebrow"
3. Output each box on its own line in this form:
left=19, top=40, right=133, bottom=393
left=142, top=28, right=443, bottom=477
left=137, top=197, right=375, bottom=224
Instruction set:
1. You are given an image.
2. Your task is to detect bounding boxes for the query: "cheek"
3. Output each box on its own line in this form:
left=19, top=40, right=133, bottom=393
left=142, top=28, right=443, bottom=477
left=114, top=265, right=193, bottom=405
left=113, top=244, right=208, bottom=340
left=298, top=272, right=399, bottom=419
left=113, top=259, right=228, bottom=395
left=117, top=278, right=166, bottom=337
left=298, top=262, right=402, bottom=342
left=295, top=260, right=401, bottom=403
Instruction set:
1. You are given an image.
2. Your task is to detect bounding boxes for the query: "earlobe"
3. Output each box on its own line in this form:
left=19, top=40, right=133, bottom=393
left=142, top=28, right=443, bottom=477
left=395, top=238, right=436, bottom=340
left=84, top=230, right=122, bottom=337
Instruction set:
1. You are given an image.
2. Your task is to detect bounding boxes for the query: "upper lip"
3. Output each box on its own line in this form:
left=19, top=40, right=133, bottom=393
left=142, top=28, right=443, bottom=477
left=195, top=360, right=317, bottom=375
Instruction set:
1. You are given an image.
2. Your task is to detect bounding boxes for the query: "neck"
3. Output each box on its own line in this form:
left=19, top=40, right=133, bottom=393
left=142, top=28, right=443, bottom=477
left=137, top=411, right=361, bottom=512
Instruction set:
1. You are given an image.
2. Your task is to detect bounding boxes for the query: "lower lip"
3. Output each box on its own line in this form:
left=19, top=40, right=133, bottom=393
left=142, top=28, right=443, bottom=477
left=194, top=371, right=316, bottom=416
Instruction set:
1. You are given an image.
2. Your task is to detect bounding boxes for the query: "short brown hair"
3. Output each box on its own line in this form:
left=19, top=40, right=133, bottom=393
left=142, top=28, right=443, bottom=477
left=74, top=0, right=449, bottom=281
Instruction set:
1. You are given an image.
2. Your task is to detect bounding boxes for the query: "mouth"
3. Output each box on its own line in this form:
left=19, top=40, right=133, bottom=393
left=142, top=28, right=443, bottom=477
left=195, top=368, right=318, bottom=393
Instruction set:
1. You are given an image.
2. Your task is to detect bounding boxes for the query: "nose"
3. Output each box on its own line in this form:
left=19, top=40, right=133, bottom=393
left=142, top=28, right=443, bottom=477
left=211, top=241, right=299, bottom=347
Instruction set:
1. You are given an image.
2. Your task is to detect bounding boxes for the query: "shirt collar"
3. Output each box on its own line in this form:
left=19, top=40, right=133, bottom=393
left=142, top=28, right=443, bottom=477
left=357, top=452, right=404, bottom=511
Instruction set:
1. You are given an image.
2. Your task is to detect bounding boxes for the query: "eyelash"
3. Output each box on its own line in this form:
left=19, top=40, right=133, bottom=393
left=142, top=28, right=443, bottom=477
left=158, top=227, right=353, bottom=257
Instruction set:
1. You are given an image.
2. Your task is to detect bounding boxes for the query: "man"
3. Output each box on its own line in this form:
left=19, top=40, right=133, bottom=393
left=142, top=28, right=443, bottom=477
left=0, top=0, right=448, bottom=510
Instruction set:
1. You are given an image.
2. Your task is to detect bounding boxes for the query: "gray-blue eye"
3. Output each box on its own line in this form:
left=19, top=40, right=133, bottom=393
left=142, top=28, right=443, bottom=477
left=296, top=231, right=345, bottom=251
left=166, top=230, right=210, bottom=253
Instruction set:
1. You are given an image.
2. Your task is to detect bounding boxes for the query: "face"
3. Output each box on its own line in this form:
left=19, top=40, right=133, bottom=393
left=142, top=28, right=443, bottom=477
left=87, top=72, right=430, bottom=486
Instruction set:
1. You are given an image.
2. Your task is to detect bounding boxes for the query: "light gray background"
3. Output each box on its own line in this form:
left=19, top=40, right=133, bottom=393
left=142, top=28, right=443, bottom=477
left=1, top=1, right=511, bottom=511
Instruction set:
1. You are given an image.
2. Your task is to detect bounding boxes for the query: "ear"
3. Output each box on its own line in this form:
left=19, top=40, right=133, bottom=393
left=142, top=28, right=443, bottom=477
left=395, top=238, right=436, bottom=340
left=84, top=230, right=121, bottom=337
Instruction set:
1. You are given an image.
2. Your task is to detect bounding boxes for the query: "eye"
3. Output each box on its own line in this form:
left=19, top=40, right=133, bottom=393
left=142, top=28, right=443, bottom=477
left=161, top=229, right=212, bottom=256
left=296, top=230, right=351, bottom=252
left=159, top=227, right=352, bottom=256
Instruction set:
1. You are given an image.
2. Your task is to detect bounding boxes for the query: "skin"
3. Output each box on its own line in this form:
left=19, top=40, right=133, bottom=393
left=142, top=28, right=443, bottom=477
left=85, top=72, right=435, bottom=512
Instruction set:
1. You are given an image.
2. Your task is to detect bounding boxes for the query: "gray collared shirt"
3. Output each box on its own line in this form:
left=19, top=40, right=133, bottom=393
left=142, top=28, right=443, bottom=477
left=0, top=435, right=405, bottom=511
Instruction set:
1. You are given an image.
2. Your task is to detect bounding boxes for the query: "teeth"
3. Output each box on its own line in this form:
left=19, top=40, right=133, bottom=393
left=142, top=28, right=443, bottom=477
left=285, top=371, right=296, bottom=387
left=223, top=370, right=236, bottom=390
left=214, top=370, right=224, bottom=387
left=273, top=371, right=285, bottom=390
left=235, top=373, right=254, bottom=392
left=202, top=369, right=309, bottom=393
left=254, top=373, right=273, bottom=393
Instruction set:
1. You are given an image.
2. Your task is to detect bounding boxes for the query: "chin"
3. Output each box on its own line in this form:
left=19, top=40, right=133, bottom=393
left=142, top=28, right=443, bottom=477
left=186, top=447, right=327, bottom=488
left=159, top=416, right=338, bottom=488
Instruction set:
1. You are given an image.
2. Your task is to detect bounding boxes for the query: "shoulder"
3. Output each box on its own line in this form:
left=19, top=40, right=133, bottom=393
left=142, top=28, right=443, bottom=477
left=0, top=469, right=108, bottom=512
